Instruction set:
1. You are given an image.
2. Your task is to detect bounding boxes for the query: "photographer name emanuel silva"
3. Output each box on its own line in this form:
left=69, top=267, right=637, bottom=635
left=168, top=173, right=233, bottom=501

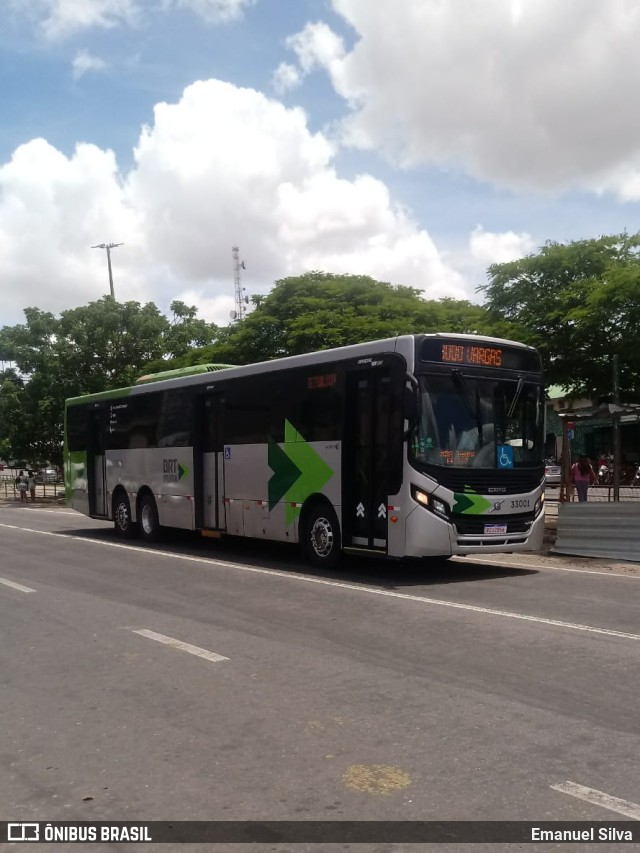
left=532, top=826, right=634, bottom=842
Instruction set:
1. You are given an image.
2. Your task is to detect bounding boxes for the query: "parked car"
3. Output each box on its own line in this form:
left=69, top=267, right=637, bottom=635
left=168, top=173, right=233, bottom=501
left=36, top=467, right=60, bottom=484
left=544, top=462, right=561, bottom=487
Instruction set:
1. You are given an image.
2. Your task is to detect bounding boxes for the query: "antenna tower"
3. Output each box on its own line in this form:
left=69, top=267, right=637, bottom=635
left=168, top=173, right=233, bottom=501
left=231, top=245, right=247, bottom=321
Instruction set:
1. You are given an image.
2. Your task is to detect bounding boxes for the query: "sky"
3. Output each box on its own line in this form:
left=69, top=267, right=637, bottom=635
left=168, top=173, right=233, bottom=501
left=2, top=0, right=640, bottom=329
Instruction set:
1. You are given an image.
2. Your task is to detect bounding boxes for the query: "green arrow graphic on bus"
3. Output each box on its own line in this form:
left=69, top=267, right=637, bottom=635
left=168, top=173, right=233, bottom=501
left=268, top=437, right=301, bottom=509
left=453, top=488, right=492, bottom=515
left=268, top=420, right=334, bottom=524
left=179, top=463, right=189, bottom=480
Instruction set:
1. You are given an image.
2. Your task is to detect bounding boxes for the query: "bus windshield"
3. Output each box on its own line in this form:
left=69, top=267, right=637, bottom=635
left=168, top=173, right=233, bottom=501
left=410, top=373, right=544, bottom=470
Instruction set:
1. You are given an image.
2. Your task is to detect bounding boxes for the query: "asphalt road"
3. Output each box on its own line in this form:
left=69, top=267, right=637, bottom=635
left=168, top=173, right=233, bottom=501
left=1, top=503, right=640, bottom=851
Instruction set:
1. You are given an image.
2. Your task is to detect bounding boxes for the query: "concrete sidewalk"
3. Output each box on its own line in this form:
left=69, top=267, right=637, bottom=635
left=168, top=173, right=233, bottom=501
left=0, top=493, right=67, bottom=509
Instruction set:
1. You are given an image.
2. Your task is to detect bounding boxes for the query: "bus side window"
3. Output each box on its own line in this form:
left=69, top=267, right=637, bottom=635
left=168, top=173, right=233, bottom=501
left=116, top=394, right=161, bottom=450
left=224, top=378, right=270, bottom=444
left=158, top=389, right=193, bottom=447
left=67, top=405, right=88, bottom=451
left=295, top=389, right=341, bottom=441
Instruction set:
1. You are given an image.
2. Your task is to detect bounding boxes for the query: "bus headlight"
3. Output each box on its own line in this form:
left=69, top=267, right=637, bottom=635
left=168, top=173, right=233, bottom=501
left=412, top=486, right=450, bottom=519
left=412, top=486, right=430, bottom=507
left=534, top=494, right=544, bottom=517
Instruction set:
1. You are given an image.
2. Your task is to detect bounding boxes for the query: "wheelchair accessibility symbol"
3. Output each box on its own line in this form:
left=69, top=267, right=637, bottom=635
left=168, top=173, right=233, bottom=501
left=497, top=445, right=514, bottom=469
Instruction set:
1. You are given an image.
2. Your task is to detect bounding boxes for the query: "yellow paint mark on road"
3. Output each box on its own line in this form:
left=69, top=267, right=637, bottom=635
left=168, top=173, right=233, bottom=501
left=343, top=764, right=412, bottom=794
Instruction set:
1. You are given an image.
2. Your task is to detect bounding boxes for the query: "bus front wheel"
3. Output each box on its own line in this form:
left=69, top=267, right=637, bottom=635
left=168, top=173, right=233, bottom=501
left=113, top=492, right=136, bottom=539
left=303, top=502, right=341, bottom=569
left=139, top=493, right=160, bottom=542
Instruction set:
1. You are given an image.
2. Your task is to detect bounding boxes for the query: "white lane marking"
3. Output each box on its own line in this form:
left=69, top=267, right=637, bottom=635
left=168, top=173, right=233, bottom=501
left=552, top=781, right=640, bottom=820
left=2, top=521, right=640, bottom=642
left=0, top=577, right=36, bottom=593
left=5, top=506, right=75, bottom=514
left=453, top=556, right=640, bottom=578
left=132, top=629, right=228, bottom=663
left=26, top=509, right=76, bottom=515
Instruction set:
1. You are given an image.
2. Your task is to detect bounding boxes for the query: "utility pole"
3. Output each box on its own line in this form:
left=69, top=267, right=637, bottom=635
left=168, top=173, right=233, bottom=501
left=91, top=242, right=123, bottom=298
left=231, top=246, right=247, bottom=321
left=613, top=353, right=621, bottom=502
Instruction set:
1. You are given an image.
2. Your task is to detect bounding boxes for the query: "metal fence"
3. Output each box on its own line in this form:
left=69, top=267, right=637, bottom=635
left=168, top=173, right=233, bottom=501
left=552, top=502, right=640, bottom=563
left=545, top=485, right=640, bottom=503
left=0, top=475, right=65, bottom=500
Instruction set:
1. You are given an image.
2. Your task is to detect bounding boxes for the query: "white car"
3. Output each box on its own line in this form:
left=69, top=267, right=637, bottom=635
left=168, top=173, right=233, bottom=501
left=544, top=463, right=561, bottom=487
left=36, top=467, right=60, bottom=484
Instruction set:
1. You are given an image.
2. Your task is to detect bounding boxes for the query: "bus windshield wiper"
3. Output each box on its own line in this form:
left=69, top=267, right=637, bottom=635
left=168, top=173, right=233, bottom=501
left=507, top=375, right=524, bottom=420
left=452, top=369, right=483, bottom=447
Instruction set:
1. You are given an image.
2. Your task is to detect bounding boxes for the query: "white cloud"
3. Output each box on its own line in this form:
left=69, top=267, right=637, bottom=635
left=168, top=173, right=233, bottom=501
left=469, top=226, right=535, bottom=265
left=272, top=63, right=301, bottom=95
left=174, top=289, right=236, bottom=325
left=72, top=49, right=107, bottom=79
left=0, top=80, right=471, bottom=327
left=286, top=21, right=345, bottom=75
left=0, top=139, right=148, bottom=321
left=282, top=0, right=640, bottom=198
left=167, top=0, right=256, bottom=24
left=14, top=0, right=254, bottom=39
left=30, top=0, right=139, bottom=39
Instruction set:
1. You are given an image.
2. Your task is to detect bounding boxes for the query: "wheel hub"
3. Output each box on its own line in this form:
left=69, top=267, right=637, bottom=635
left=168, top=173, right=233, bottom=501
left=310, top=517, right=333, bottom=557
left=141, top=504, right=154, bottom=535
left=115, top=502, right=129, bottom=528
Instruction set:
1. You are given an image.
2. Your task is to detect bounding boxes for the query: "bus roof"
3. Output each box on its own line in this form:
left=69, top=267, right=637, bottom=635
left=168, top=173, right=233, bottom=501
left=65, top=332, right=539, bottom=406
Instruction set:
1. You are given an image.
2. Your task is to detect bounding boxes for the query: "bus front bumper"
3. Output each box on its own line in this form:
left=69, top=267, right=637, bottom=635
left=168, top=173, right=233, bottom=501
left=404, top=504, right=546, bottom=557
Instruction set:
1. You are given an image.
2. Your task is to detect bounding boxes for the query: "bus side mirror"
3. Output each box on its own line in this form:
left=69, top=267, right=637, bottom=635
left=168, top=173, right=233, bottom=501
left=403, top=386, right=418, bottom=427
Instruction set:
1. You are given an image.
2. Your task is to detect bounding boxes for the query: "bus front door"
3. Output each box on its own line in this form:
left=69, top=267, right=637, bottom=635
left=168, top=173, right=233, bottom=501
left=87, top=407, right=107, bottom=517
left=343, top=369, right=393, bottom=553
left=196, top=394, right=226, bottom=531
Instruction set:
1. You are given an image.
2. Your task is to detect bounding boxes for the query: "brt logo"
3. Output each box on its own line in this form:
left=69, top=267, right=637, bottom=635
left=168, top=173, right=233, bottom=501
left=163, top=459, right=189, bottom=482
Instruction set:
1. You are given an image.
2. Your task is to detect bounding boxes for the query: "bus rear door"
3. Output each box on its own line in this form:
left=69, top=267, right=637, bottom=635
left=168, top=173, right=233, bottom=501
left=195, top=393, right=226, bottom=532
left=87, top=405, right=107, bottom=518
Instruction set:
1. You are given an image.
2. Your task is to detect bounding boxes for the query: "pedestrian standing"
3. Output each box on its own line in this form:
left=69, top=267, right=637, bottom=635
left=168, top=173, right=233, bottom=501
left=28, top=470, right=36, bottom=502
left=15, top=470, right=28, bottom=503
left=571, top=455, right=596, bottom=502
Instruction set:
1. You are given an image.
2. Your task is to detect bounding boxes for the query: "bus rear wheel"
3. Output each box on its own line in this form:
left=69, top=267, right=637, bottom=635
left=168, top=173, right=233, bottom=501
left=113, top=492, right=136, bottom=539
left=303, top=502, right=341, bottom=569
left=139, top=493, right=160, bottom=542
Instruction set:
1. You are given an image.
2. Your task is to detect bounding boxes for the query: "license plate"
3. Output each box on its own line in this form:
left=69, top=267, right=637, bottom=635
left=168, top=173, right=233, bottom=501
left=484, top=523, right=507, bottom=535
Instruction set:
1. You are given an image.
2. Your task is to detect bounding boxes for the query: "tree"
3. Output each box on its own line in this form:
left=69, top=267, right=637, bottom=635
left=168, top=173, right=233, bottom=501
left=0, top=297, right=189, bottom=464
left=480, top=233, right=640, bottom=398
left=0, top=369, right=27, bottom=462
left=172, top=272, right=507, bottom=367
left=163, top=300, right=218, bottom=358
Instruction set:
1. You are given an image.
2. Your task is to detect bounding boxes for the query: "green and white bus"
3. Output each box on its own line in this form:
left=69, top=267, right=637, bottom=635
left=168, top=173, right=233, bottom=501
left=64, top=334, right=545, bottom=567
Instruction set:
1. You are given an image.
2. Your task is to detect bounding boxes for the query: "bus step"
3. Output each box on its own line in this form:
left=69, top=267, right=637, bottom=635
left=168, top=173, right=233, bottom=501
left=200, top=529, right=223, bottom=539
left=343, top=546, right=387, bottom=557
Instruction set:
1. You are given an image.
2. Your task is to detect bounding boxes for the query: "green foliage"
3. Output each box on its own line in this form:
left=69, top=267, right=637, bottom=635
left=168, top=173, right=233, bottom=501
left=481, top=233, right=640, bottom=397
left=0, top=297, right=217, bottom=464
left=0, top=369, right=28, bottom=463
left=164, top=300, right=218, bottom=358
left=0, top=272, right=519, bottom=465
left=183, top=272, right=504, bottom=366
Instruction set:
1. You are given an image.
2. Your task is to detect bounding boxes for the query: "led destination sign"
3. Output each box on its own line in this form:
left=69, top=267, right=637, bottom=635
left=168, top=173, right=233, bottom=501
left=442, top=343, right=502, bottom=367
left=420, top=338, right=541, bottom=372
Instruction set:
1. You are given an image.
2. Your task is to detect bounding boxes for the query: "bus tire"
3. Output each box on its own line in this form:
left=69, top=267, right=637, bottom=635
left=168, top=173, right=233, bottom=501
left=138, top=493, right=160, bottom=542
left=113, top=491, right=136, bottom=539
left=302, top=501, right=341, bottom=569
